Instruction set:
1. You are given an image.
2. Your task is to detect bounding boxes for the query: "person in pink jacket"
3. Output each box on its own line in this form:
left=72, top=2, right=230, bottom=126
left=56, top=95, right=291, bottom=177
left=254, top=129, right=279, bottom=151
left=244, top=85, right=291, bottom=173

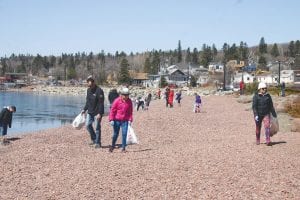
left=109, top=87, right=133, bottom=152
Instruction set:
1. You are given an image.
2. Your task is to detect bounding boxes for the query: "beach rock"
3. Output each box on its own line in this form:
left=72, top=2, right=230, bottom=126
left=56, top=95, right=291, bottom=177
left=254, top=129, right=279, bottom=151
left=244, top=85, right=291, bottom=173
left=237, top=95, right=252, bottom=104
left=291, top=118, right=300, bottom=132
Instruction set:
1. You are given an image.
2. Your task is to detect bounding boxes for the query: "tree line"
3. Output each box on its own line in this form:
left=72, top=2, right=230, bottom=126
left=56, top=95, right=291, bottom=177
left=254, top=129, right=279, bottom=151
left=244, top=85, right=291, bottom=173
left=0, top=38, right=299, bottom=85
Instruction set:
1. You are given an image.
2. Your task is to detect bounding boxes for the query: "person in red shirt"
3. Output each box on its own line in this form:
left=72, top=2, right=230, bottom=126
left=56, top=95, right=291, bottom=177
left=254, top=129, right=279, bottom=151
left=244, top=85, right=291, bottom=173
left=239, top=80, right=245, bottom=95
left=168, top=89, right=174, bottom=108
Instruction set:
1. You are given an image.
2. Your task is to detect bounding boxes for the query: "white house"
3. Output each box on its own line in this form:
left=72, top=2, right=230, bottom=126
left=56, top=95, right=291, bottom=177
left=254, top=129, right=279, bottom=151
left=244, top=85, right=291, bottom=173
left=233, top=72, right=255, bottom=84
left=280, top=70, right=294, bottom=83
left=256, top=73, right=278, bottom=85
left=208, top=64, right=224, bottom=72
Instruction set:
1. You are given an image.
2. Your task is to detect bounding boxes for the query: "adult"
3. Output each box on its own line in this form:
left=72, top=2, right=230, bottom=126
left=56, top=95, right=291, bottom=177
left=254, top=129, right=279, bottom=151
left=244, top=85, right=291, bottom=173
left=157, top=88, right=161, bottom=99
left=239, top=80, right=245, bottom=95
left=175, top=90, right=182, bottom=107
left=108, top=88, right=119, bottom=108
left=82, top=76, right=105, bottom=148
left=109, top=87, right=133, bottom=153
left=164, top=86, right=170, bottom=107
left=252, top=82, right=277, bottom=146
left=0, top=105, right=16, bottom=145
left=168, top=88, right=174, bottom=108
left=145, top=91, right=152, bottom=110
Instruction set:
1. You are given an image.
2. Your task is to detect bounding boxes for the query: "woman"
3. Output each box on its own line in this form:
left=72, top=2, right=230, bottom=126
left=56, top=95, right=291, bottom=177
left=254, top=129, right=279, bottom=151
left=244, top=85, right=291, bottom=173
left=109, top=87, right=133, bottom=152
left=252, top=82, right=277, bottom=146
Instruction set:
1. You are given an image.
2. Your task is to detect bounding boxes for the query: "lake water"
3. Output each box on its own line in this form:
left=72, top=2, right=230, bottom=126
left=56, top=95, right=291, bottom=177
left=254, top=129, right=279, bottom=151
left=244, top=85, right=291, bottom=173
left=0, top=91, right=90, bottom=135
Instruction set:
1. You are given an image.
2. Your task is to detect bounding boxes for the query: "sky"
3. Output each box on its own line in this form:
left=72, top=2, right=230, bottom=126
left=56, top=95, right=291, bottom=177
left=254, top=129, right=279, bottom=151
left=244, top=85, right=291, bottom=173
left=0, top=0, right=299, bottom=57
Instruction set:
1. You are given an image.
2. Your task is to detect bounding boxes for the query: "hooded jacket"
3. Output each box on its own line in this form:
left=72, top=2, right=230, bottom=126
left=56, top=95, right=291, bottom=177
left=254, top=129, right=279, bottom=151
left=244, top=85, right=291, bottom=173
left=109, top=97, right=133, bottom=122
left=252, top=92, right=277, bottom=117
left=0, top=107, right=13, bottom=128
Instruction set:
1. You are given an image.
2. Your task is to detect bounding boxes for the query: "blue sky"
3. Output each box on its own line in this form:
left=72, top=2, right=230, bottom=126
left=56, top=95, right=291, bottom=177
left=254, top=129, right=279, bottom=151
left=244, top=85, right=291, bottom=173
left=0, top=0, right=299, bottom=57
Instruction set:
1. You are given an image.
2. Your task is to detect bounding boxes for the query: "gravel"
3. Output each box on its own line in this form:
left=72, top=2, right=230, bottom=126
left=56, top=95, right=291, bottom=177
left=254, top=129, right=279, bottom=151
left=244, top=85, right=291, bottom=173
left=0, top=95, right=299, bottom=199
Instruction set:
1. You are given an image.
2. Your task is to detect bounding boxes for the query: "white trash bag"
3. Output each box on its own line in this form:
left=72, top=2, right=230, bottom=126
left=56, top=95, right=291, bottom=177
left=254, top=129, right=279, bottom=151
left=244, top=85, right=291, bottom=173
left=270, top=115, right=279, bottom=137
left=126, top=124, right=138, bottom=145
left=72, top=113, right=86, bottom=130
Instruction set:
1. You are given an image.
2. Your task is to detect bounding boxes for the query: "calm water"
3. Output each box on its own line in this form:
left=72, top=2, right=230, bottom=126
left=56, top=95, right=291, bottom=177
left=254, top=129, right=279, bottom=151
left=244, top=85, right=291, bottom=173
left=0, top=91, right=89, bottom=135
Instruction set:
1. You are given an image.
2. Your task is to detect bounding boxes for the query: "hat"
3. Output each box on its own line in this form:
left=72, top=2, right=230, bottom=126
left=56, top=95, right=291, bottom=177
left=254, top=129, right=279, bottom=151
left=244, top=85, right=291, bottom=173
left=258, top=82, right=267, bottom=90
left=120, top=87, right=130, bottom=95
left=10, top=105, right=16, bottom=112
left=86, top=75, right=94, bottom=82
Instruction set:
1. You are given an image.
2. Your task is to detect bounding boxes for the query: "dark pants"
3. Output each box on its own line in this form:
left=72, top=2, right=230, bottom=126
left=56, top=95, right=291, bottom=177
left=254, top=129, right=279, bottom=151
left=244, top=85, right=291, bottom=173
left=86, top=113, right=101, bottom=145
left=0, top=122, right=8, bottom=136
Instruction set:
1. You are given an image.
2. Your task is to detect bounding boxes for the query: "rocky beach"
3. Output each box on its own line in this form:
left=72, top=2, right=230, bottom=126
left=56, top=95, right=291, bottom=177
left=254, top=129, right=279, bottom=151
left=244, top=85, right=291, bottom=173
left=0, top=88, right=300, bottom=199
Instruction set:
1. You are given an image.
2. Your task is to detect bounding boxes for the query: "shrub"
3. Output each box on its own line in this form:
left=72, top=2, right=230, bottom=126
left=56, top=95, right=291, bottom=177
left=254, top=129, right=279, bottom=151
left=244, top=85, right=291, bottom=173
left=285, top=96, right=300, bottom=118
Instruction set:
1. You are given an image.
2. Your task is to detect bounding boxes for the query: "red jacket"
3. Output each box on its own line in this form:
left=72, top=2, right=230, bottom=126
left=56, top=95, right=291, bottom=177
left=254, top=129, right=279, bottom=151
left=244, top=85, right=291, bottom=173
left=168, top=90, right=174, bottom=104
left=109, top=97, right=133, bottom=122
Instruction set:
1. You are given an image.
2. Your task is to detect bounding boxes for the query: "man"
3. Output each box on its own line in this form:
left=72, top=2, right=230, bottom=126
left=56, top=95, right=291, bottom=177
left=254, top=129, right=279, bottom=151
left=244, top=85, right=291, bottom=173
left=0, top=105, right=16, bottom=145
left=82, top=76, right=105, bottom=148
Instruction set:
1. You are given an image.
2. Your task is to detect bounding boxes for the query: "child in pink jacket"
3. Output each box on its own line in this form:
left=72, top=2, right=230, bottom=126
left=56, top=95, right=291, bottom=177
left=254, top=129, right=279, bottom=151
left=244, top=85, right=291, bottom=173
left=109, top=88, right=133, bottom=152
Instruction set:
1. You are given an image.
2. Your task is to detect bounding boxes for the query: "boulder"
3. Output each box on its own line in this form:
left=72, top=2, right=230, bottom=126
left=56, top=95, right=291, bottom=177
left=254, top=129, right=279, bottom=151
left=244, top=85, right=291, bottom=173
left=237, top=95, right=252, bottom=104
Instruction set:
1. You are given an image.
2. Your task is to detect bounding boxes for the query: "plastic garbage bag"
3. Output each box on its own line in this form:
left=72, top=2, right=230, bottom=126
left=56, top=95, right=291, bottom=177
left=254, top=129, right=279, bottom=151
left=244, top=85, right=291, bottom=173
left=270, top=115, right=279, bottom=137
left=126, top=124, right=138, bottom=144
left=72, top=113, right=86, bottom=130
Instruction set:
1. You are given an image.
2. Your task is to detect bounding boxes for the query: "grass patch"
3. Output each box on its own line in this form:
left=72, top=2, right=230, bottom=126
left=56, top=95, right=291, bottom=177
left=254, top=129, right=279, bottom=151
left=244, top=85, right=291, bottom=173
left=285, top=96, right=300, bottom=118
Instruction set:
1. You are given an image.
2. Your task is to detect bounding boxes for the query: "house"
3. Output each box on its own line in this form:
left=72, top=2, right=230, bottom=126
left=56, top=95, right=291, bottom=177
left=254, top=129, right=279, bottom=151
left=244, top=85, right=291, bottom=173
left=167, top=68, right=188, bottom=85
left=129, top=70, right=149, bottom=86
left=280, top=70, right=294, bottom=83
left=208, top=64, right=224, bottom=72
left=233, top=72, right=255, bottom=84
left=243, top=64, right=257, bottom=72
left=256, top=72, right=277, bottom=85
left=227, top=60, right=245, bottom=71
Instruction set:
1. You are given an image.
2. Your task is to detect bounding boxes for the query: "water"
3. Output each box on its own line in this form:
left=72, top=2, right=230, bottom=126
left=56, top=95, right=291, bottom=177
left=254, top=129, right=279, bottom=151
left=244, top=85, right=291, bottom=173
left=0, top=91, right=89, bottom=135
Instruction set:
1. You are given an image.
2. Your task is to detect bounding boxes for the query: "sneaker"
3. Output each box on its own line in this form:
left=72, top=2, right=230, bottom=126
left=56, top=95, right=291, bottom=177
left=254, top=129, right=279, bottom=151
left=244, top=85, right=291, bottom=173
left=266, top=142, right=272, bottom=146
left=88, top=141, right=95, bottom=146
left=109, top=146, right=114, bottom=152
left=95, top=144, right=101, bottom=149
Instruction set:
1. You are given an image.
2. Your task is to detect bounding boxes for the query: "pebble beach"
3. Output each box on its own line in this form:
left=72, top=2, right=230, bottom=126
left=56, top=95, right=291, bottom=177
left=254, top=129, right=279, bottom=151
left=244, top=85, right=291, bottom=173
left=0, top=94, right=299, bottom=199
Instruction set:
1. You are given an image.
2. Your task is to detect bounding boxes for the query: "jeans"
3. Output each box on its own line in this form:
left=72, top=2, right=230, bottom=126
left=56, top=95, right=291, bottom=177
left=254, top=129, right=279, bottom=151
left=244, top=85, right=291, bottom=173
left=0, top=123, right=8, bottom=136
left=112, top=121, right=128, bottom=150
left=85, top=113, right=101, bottom=144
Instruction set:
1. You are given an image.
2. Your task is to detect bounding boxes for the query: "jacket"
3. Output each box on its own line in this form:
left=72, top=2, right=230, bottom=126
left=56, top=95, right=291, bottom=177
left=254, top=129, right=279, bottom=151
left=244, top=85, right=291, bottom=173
left=252, top=92, right=277, bottom=117
left=83, top=85, right=105, bottom=115
left=109, top=97, right=133, bottom=122
left=108, top=90, right=119, bottom=104
left=0, top=108, right=13, bottom=128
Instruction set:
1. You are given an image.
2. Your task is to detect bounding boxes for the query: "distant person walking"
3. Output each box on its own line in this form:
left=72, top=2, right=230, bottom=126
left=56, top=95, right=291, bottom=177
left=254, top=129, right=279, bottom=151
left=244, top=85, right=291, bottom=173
left=109, top=87, right=133, bottom=153
left=0, top=105, right=16, bottom=145
left=164, top=87, right=170, bottom=107
left=239, top=80, right=245, bottom=95
left=168, top=88, right=174, bottom=108
left=157, top=88, right=161, bottom=99
left=108, top=88, right=119, bottom=108
left=144, top=91, right=152, bottom=110
left=252, top=82, right=277, bottom=146
left=175, top=90, right=182, bottom=107
left=194, top=93, right=202, bottom=113
left=81, top=76, right=105, bottom=148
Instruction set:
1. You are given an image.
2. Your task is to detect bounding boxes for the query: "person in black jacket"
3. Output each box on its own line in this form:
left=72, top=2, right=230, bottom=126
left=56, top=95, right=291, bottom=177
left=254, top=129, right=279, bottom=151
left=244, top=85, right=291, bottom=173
left=252, top=82, right=277, bottom=146
left=81, top=76, right=105, bottom=148
left=108, top=88, right=119, bottom=108
left=0, top=105, right=16, bottom=145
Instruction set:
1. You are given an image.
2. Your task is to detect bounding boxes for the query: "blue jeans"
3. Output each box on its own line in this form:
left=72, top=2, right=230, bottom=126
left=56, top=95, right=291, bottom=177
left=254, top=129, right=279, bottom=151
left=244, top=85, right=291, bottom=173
left=85, top=113, right=101, bottom=144
left=112, top=121, right=128, bottom=150
left=0, top=122, right=8, bottom=136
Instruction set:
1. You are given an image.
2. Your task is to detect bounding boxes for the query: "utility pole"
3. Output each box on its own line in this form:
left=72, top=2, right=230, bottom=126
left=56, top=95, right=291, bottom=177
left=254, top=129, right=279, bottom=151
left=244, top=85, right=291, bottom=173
left=223, top=60, right=226, bottom=91
left=278, top=60, right=281, bottom=84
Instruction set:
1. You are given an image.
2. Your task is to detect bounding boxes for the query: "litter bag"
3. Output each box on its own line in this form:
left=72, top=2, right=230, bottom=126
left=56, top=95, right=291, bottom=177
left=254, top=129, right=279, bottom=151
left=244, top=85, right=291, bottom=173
left=126, top=124, right=138, bottom=145
left=270, top=115, right=279, bottom=137
left=72, top=113, right=86, bottom=130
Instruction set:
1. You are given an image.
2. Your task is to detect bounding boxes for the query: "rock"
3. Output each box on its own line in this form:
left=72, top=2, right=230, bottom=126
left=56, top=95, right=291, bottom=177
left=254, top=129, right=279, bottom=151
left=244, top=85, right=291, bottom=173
left=237, top=95, right=252, bottom=104
left=291, top=118, right=300, bottom=132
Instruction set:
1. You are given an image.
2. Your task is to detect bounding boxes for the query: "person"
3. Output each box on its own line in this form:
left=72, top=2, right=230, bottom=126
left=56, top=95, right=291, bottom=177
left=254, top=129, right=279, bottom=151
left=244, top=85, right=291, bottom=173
left=157, top=88, right=161, bottom=99
left=252, top=82, right=277, bottom=146
left=168, top=88, right=174, bottom=108
left=194, top=93, right=202, bottom=113
left=0, top=105, right=16, bottom=145
left=164, top=86, right=170, bottom=107
left=109, top=87, right=133, bottom=153
left=136, top=96, right=145, bottom=111
left=144, top=91, right=152, bottom=110
left=175, top=90, right=182, bottom=107
left=108, top=88, right=119, bottom=108
left=281, top=82, right=285, bottom=97
left=239, top=80, right=245, bottom=95
left=81, top=76, right=105, bottom=148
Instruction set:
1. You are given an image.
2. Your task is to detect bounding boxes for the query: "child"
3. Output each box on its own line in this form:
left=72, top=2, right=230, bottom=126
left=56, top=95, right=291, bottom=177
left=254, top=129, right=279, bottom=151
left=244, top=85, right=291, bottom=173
left=0, top=105, right=17, bottom=145
left=194, top=93, right=202, bottom=113
left=175, top=90, right=182, bottom=107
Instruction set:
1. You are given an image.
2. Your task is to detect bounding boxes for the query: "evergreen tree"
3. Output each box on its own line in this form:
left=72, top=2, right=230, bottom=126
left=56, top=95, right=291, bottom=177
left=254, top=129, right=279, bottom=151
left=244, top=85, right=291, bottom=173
left=212, top=44, right=218, bottom=61
left=177, top=40, right=182, bottom=63
left=259, top=37, right=268, bottom=54
left=200, top=44, right=213, bottom=67
left=0, top=58, right=8, bottom=75
left=239, top=41, right=249, bottom=61
left=270, top=43, right=280, bottom=57
left=295, top=40, right=300, bottom=55
left=118, top=58, right=131, bottom=84
left=151, top=51, right=160, bottom=74
left=288, top=40, right=295, bottom=57
left=143, top=57, right=151, bottom=73
left=258, top=55, right=267, bottom=70
left=192, top=48, right=199, bottom=65
left=190, top=75, right=197, bottom=87
left=159, top=76, right=168, bottom=88
left=185, top=47, right=191, bottom=63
